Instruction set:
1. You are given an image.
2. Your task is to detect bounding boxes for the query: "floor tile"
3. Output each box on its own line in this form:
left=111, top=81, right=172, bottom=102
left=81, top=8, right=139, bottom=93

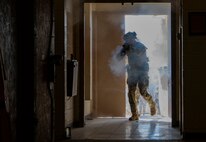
left=71, top=116, right=182, bottom=141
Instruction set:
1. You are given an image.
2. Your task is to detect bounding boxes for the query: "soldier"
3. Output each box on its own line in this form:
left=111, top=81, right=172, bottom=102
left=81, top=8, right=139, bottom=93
left=117, top=32, right=156, bottom=121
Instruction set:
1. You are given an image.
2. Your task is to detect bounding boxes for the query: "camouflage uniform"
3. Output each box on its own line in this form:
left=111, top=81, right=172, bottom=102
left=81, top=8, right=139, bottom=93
left=118, top=32, right=156, bottom=121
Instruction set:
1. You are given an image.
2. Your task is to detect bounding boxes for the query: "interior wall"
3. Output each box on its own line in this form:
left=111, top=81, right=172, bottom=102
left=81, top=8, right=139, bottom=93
left=65, top=0, right=74, bottom=127
left=183, top=0, right=206, bottom=134
left=73, top=0, right=85, bottom=127
left=84, top=3, right=93, bottom=118
left=64, top=0, right=85, bottom=128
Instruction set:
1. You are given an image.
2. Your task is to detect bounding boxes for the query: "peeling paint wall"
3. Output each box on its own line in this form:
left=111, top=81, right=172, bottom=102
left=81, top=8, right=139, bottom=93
left=0, top=0, right=53, bottom=141
left=34, top=0, right=53, bottom=141
left=0, top=0, right=17, bottom=141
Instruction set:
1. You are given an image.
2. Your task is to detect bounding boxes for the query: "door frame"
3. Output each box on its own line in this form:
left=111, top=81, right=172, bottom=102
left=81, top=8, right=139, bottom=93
left=79, top=0, right=181, bottom=128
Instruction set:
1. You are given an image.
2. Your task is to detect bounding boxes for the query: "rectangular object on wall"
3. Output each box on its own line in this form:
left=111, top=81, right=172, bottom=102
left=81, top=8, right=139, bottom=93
left=67, top=60, right=78, bottom=96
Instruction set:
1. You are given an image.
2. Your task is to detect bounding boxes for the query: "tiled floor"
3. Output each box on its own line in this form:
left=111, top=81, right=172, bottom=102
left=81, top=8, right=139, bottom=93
left=70, top=115, right=182, bottom=141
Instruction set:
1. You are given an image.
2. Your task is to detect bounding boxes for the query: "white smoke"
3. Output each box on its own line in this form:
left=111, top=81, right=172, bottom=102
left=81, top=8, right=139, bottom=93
left=109, top=46, right=127, bottom=77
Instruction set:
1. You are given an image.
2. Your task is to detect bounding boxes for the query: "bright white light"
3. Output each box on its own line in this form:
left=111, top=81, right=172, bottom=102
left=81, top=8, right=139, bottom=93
left=125, top=15, right=168, bottom=69
left=125, top=15, right=171, bottom=118
left=125, top=15, right=166, bottom=49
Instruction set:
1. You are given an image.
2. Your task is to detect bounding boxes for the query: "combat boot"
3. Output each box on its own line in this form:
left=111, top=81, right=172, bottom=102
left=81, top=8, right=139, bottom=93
left=129, top=114, right=139, bottom=121
left=150, top=102, right=156, bottom=116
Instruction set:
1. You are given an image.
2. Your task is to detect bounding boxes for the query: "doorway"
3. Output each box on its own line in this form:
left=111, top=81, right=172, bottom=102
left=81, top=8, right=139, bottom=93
left=82, top=2, right=181, bottom=140
left=125, top=15, right=171, bottom=121
left=84, top=2, right=172, bottom=119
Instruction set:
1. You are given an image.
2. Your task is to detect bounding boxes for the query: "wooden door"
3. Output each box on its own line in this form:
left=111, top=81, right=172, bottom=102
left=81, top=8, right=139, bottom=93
left=93, top=12, right=126, bottom=117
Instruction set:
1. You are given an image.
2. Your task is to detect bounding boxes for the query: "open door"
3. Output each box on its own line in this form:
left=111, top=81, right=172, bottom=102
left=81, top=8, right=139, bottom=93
left=92, top=12, right=126, bottom=117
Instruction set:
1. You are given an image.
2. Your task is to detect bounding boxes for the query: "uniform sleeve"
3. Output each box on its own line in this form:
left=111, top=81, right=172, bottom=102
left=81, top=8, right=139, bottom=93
left=116, top=46, right=126, bottom=60
left=137, top=42, right=147, bottom=55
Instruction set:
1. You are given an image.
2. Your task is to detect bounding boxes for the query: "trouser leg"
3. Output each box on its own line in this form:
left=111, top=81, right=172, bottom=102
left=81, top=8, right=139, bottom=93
left=128, top=83, right=138, bottom=116
left=138, top=76, right=156, bottom=115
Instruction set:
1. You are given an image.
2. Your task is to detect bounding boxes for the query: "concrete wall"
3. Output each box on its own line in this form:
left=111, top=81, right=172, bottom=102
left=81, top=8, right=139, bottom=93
left=34, top=0, right=53, bottom=141
left=0, top=0, right=17, bottom=141
left=0, top=0, right=54, bottom=141
left=183, top=0, right=206, bottom=134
